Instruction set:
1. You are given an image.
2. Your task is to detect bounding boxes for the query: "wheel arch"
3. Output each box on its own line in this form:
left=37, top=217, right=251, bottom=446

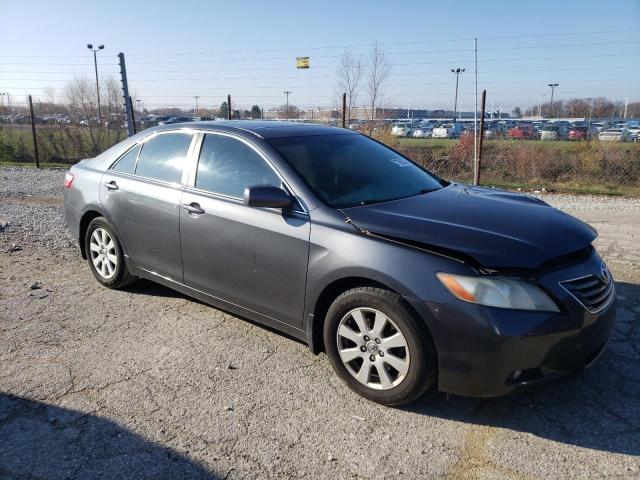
left=307, top=276, right=431, bottom=356
left=78, top=209, right=104, bottom=259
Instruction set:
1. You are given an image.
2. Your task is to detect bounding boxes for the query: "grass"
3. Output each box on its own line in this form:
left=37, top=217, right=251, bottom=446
left=0, top=160, right=72, bottom=169
left=478, top=179, right=632, bottom=196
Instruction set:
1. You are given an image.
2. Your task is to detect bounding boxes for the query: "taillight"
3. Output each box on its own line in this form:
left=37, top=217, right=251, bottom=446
left=64, top=172, right=75, bottom=189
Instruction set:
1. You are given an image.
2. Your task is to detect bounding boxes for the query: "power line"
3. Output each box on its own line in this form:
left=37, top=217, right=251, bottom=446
left=2, top=63, right=638, bottom=82
left=6, top=41, right=638, bottom=67
left=5, top=76, right=635, bottom=91
left=1, top=28, right=636, bottom=58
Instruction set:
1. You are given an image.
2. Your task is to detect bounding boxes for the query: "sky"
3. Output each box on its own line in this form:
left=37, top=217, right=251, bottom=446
left=1, top=0, right=639, bottom=112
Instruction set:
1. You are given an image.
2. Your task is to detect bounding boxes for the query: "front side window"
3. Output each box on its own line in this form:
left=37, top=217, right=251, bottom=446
left=267, top=134, right=446, bottom=208
left=135, top=132, right=193, bottom=183
left=111, top=144, right=140, bottom=174
left=195, top=134, right=281, bottom=197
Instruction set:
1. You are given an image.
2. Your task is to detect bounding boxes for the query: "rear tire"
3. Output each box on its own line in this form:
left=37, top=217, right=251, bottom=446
left=323, top=287, right=437, bottom=406
left=85, top=217, right=136, bottom=289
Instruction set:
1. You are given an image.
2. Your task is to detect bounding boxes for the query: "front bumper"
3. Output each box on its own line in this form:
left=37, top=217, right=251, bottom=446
left=412, top=250, right=616, bottom=398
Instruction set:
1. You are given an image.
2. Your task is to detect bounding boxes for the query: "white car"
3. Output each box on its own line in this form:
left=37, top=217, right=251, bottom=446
left=539, top=125, right=565, bottom=141
left=626, top=126, right=640, bottom=142
left=598, top=128, right=631, bottom=142
left=391, top=123, right=412, bottom=137
left=432, top=123, right=464, bottom=139
left=411, top=126, right=433, bottom=138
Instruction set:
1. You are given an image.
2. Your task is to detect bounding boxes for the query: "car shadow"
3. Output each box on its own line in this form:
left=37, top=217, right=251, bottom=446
left=123, top=278, right=187, bottom=299
left=0, top=393, right=220, bottom=479
left=122, top=278, right=309, bottom=346
left=405, top=280, right=640, bottom=457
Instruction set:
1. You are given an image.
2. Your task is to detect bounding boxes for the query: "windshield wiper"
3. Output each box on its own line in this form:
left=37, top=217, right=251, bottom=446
left=360, top=198, right=383, bottom=205
left=358, top=188, right=439, bottom=206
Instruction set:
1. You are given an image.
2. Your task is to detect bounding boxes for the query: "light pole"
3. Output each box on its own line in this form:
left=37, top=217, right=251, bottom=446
left=283, top=91, right=291, bottom=120
left=548, top=83, right=559, bottom=118
left=87, top=44, right=104, bottom=120
left=451, top=68, right=465, bottom=122
left=193, top=96, right=199, bottom=119
left=0, top=92, right=8, bottom=110
left=539, top=94, right=546, bottom=119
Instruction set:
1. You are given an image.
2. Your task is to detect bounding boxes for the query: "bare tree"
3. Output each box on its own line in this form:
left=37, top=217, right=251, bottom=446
left=65, top=76, right=103, bottom=154
left=336, top=51, right=362, bottom=125
left=104, top=76, right=125, bottom=144
left=365, top=43, right=391, bottom=133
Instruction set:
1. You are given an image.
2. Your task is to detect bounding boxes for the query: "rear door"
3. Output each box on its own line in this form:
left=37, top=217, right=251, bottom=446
left=101, top=130, right=196, bottom=282
left=179, top=132, right=310, bottom=327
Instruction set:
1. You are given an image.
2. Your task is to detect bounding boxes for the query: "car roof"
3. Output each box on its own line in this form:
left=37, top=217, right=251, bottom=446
left=154, top=120, right=357, bottom=139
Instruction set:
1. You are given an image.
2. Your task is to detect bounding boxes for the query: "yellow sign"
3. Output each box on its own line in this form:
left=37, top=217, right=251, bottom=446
left=296, top=57, right=310, bottom=69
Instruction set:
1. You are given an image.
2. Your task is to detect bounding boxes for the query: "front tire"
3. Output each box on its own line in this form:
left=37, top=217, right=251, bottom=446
left=323, top=287, right=437, bottom=406
left=85, top=217, right=136, bottom=289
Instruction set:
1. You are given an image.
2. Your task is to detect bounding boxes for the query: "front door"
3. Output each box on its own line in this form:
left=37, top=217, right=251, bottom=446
left=179, top=133, right=310, bottom=327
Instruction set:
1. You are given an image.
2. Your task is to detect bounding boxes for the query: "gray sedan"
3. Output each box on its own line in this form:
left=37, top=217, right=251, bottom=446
left=64, top=121, right=615, bottom=405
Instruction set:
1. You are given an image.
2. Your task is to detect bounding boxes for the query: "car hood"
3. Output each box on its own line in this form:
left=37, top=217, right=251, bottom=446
left=340, top=184, right=596, bottom=269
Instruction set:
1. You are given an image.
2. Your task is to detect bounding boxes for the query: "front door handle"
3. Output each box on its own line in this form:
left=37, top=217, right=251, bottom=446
left=104, top=180, right=119, bottom=191
left=182, top=202, right=205, bottom=215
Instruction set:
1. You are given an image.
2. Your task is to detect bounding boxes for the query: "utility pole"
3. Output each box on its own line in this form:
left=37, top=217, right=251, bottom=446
left=474, top=37, right=478, bottom=181
left=451, top=68, right=465, bottom=122
left=624, top=97, right=629, bottom=119
left=342, top=93, right=346, bottom=128
left=118, top=52, right=135, bottom=137
left=283, top=90, right=291, bottom=120
left=548, top=83, right=559, bottom=118
left=193, top=95, right=199, bottom=119
left=227, top=94, right=232, bottom=120
left=28, top=95, right=40, bottom=168
left=475, top=90, right=487, bottom=186
left=87, top=44, right=104, bottom=120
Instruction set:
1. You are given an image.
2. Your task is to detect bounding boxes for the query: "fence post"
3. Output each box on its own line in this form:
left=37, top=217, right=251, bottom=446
left=28, top=95, right=40, bottom=168
left=227, top=94, right=232, bottom=120
left=475, top=89, right=487, bottom=186
left=128, top=96, right=137, bottom=134
left=118, top=52, right=135, bottom=137
left=342, top=93, right=346, bottom=128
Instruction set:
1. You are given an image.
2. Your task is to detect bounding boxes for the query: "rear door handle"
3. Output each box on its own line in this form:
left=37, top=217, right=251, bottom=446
left=104, top=180, right=119, bottom=191
left=182, top=202, right=205, bottom=215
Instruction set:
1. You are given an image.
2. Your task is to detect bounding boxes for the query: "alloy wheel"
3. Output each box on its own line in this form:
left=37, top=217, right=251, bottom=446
left=336, top=307, right=410, bottom=390
left=89, top=227, right=117, bottom=280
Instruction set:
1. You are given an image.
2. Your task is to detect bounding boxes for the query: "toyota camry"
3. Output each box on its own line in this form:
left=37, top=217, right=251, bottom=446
left=63, top=121, right=616, bottom=405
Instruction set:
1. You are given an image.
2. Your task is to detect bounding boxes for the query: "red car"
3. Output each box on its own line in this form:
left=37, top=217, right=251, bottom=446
left=508, top=124, right=537, bottom=140
left=568, top=127, right=589, bottom=141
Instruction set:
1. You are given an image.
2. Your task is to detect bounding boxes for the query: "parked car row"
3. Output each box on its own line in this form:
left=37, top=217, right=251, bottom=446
left=387, top=118, right=639, bottom=142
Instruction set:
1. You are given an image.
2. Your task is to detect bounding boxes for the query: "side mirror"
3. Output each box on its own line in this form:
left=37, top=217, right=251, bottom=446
left=243, top=185, right=292, bottom=209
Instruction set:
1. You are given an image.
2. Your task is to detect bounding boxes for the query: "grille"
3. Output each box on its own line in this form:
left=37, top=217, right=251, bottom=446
left=561, top=274, right=614, bottom=313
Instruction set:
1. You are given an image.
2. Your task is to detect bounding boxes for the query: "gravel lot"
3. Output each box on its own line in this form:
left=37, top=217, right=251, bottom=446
left=1, top=167, right=639, bottom=479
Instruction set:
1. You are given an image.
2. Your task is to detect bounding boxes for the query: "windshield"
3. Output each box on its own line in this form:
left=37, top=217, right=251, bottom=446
left=267, top=134, right=446, bottom=208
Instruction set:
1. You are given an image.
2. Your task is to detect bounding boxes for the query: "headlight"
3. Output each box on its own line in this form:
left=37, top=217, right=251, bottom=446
left=436, top=273, right=559, bottom=312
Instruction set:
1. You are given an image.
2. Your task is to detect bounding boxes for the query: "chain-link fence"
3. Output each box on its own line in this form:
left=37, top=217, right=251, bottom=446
left=374, top=128, right=640, bottom=196
left=1, top=99, right=639, bottom=196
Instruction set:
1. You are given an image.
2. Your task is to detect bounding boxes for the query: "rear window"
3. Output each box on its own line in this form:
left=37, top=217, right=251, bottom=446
left=111, top=144, right=140, bottom=174
left=135, top=132, right=193, bottom=183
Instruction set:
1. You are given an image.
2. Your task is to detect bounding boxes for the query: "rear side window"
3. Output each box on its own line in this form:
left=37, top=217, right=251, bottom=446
left=111, top=144, right=140, bottom=174
left=135, top=132, right=193, bottom=183
left=195, top=134, right=281, bottom=197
